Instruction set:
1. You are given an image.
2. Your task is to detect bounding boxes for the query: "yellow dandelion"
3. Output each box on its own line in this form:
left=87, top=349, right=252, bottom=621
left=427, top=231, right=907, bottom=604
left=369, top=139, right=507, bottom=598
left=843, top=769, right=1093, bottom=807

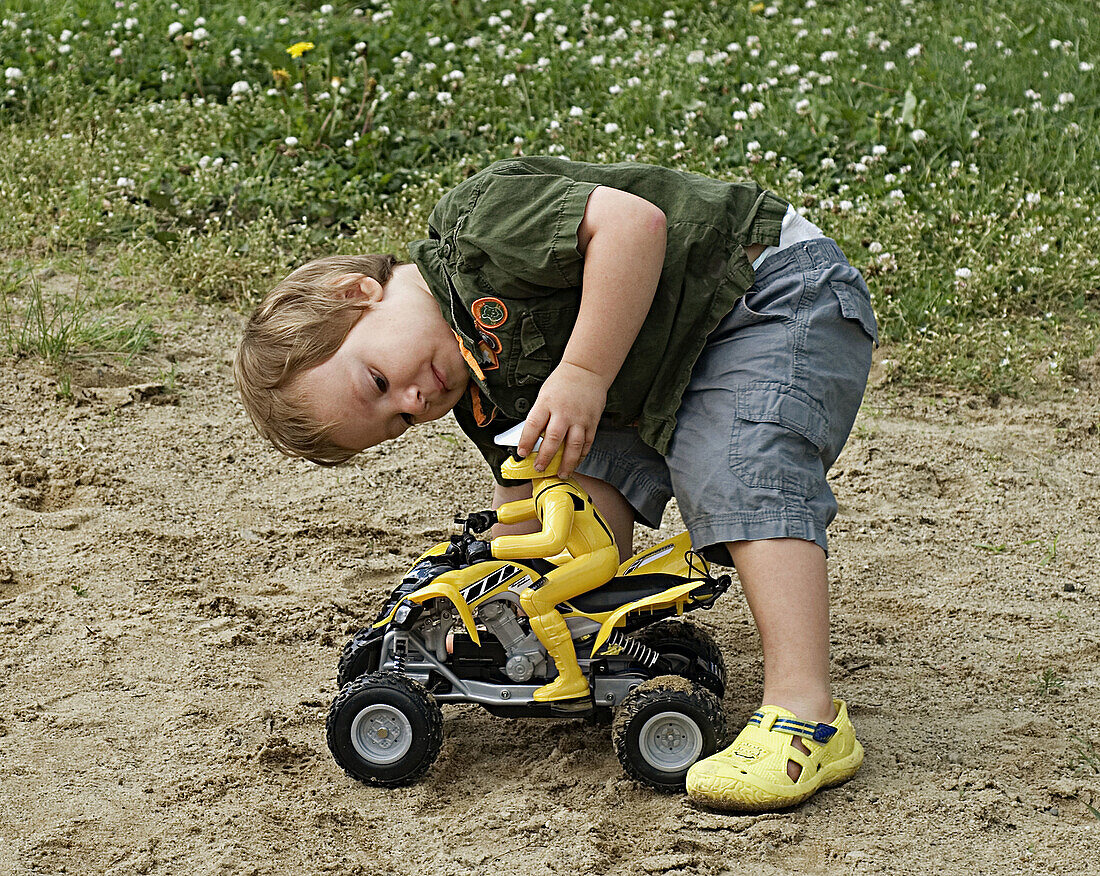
left=286, top=41, right=315, bottom=59
left=750, top=2, right=765, bottom=12
left=272, top=68, right=291, bottom=87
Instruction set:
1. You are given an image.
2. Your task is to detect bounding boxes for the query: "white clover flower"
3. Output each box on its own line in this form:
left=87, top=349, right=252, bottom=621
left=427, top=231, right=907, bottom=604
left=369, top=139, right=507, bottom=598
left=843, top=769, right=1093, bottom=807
left=714, top=134, right=729, bottom=148
left=124, top=17, right=138, bottom=30
left=748, top=101, right=765, bottom=117
left=604, top=122, right=620, bottom=133
left=687, top=50, right=705, bottom=63
left=884, top=60, right=896, bottom=71
left=732, top=110, right=748, bottom=121
left=888, top=189, right=905, bottom=200
left=427, top=35, right=441, bottom=47
left=963, top=41, right=977, bottom=52
left=168, top=22, right=183, bottom=36
left=872, top=144, right=887, bottom=156
left=436, top=91, right=453, bottom=105
left=838, top=199, right=853, bottom=211
left=1026, top=192, right=1041, bottom=205
left=974, top=82, right=987, bottom=94
left=906, top=43, right=923, bottom=58
left=59, top=44, right=71, bottom=55
left=501, top=73, right=517, bottom=87
left=820, top=157, right=836, bottom=169
left=110, top=47, right=123, bottom=58
left=230, top=80, right=251, bottom=96
left=608, top=84, right=622, bottom=94
left=746, top=140, right=761, bottom=152
left=868, top=241, right=883, bottom=253
left=192, top=27, right=208, bottom=40
left=284, top=136, right=299, bottom=146
left=116, top=177, right=135, bottom=188
left=910, top=128, right=927, bottom=143
left=795, top=99, right=810, bottom=114
left=955, top=267, right=972, bottom=279
left=819, top=50, right=839, bottom=63
left=237, top=15, right=247, bottom=26
left=320, top=4, right=334, bottom=13
left=60, top=29, right=72, bottom=42
left=5, top=67, right=23, bottom=82
left=1081, top=61, right=1095, bottom=72
left=569, top=105, right=584, bottom=117
left=194, top=17, right=206, bottom=26
left=1058, top=92, right=1075, bottom=104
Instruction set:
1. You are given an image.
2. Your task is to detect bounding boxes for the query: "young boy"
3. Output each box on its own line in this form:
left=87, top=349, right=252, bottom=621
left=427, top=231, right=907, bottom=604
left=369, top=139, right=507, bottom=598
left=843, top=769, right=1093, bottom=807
left=235, top=157, right=877, bottom=812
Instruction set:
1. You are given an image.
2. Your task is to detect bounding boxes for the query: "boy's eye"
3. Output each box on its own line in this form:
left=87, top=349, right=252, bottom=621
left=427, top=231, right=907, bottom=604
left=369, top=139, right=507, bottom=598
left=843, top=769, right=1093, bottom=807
left=373, top=373, right=387, bottom=393
left=401, top=413, right=414, bottom=427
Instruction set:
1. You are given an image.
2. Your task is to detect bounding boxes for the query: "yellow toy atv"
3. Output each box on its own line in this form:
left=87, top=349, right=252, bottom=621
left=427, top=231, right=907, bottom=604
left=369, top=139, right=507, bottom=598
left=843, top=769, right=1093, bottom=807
left=326, top=515, right=732, bottom=793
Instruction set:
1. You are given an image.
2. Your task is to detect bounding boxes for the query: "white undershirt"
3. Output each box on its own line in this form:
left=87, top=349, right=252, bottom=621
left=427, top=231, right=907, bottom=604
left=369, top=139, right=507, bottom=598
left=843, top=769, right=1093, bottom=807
left=751, top=205, right=826, bottom=271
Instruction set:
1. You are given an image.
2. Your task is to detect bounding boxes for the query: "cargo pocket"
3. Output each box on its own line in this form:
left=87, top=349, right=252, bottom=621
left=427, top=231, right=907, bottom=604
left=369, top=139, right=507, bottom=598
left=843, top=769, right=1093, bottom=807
left=511, top=313, right=553, bottom=386
left=729, top=382, right=829, bottom=498
left=829, top=276, right=878, bottom=345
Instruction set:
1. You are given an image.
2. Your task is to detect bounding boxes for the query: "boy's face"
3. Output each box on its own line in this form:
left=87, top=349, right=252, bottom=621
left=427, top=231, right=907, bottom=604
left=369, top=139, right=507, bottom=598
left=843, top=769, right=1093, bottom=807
left=293, top=268, right=470, bottom=453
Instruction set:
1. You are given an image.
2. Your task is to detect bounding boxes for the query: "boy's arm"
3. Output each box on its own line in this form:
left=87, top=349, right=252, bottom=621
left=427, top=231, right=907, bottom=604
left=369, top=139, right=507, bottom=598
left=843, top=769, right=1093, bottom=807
left=517, top=186, right=667, bottom=477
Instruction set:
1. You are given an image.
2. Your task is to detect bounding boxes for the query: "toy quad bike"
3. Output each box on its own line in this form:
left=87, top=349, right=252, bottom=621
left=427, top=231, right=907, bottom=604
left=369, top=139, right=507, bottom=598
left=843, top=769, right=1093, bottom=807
left=326, top=514, right=733, bottom=793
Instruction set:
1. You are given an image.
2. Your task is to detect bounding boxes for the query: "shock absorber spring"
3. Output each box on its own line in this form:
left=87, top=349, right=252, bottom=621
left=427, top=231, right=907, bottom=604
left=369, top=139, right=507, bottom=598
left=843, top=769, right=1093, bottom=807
left=605, top=629, right=660, bottom=669
left=391, top=637, right=408, bottom=674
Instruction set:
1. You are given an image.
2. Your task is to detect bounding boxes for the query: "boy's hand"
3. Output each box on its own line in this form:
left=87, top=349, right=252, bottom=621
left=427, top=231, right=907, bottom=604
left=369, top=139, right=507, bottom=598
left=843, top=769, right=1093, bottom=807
left=518, top=361, right=607, bottom=478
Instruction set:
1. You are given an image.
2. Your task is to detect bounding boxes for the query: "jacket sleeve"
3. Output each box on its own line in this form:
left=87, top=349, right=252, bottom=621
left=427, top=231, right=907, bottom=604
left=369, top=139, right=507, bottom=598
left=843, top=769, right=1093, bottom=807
left=456, top=167, right=599, bottom=292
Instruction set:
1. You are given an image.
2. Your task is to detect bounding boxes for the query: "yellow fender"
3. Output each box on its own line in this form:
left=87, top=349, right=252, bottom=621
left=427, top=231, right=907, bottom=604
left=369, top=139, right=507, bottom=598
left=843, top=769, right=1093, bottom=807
left=403, top=582, right=480, bottom=645
left=591, top=580, right=704, bottom=656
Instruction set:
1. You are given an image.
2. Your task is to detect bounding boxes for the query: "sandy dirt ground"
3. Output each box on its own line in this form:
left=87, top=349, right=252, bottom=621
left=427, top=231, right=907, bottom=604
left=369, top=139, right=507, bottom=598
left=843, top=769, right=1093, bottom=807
left=1, top=299, right=1099, bottom=876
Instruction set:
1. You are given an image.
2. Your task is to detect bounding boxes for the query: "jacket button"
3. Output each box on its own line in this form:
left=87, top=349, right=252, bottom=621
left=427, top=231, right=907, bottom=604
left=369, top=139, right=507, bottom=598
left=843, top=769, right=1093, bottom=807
left=514, top=398, right=530, bottom=414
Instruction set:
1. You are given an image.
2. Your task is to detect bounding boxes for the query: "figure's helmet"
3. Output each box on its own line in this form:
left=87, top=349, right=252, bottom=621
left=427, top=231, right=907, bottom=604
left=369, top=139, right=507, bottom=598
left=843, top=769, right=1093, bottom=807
left=500, top=446, right=563, bottom=480
left=495, top=423, right=563, bottom=480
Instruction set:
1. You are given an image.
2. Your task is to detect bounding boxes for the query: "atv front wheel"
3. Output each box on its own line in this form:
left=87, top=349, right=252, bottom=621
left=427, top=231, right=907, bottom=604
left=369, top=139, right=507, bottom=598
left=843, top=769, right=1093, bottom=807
left=326, top=671, right=443, bottom=786
left=612, top=675, right=725, bottom=793
left=336, top=627, right=382, bottom=688
left=637, top=619, right=726, bottom=698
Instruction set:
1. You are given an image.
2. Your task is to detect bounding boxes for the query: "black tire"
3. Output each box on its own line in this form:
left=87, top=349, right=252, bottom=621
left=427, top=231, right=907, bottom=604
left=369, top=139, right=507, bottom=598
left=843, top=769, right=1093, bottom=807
left=612, top=675, right=726, bottom=793
left=636, top=619, right=727, bottom=698
left=326, top=671, right=443, bottom=787
left=336, top=628, right=382, bottom=688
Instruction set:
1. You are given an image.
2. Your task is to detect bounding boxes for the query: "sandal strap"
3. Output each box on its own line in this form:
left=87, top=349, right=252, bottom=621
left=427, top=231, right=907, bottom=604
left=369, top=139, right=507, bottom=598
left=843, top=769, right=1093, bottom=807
left=748, top=709, right=838, bottom=744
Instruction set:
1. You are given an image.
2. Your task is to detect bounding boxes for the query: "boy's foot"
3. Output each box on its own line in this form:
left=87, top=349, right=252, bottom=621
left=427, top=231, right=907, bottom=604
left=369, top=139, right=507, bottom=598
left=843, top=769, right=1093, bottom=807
left=685, top=699, right=863, bottom=812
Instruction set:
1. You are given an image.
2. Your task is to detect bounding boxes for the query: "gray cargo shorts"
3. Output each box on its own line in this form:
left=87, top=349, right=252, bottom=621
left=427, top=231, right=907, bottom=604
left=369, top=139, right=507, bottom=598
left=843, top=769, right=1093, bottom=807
left=575, top=238, right=877, bottom=561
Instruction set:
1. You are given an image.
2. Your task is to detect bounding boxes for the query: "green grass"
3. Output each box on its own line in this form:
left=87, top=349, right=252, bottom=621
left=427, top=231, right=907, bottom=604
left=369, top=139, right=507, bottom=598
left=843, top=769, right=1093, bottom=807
left=0, top=0, right=1097, bottom=388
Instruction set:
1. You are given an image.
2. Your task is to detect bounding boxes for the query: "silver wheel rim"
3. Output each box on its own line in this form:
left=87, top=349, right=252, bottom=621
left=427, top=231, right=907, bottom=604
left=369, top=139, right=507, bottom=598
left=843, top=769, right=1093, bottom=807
left=638, top=710, right=704, bottom=772
left=349, top=704, right=414, bottom=764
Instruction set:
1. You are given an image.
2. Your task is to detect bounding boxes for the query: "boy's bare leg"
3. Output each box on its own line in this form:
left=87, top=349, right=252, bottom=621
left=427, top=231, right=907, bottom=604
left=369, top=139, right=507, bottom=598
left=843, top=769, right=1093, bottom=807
left=728, top=537, right=835, bottom=723
left=728, top=537, right=835, bottom=780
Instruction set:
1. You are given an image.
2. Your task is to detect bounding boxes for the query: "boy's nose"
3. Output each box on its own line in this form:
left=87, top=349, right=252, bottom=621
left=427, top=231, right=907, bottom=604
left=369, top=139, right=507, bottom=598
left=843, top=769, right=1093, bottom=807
left=400, top=384, right=428, bottom=415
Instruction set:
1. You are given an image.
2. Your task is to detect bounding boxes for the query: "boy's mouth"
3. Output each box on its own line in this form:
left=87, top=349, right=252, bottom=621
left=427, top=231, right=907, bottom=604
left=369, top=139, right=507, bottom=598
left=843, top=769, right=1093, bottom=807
left=431, top=364, right=447, bottom=394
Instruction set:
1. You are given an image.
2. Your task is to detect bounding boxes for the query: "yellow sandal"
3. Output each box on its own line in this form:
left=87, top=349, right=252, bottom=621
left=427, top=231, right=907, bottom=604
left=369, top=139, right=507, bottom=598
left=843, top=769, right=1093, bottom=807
left=686, top=699, right=863, bottom=812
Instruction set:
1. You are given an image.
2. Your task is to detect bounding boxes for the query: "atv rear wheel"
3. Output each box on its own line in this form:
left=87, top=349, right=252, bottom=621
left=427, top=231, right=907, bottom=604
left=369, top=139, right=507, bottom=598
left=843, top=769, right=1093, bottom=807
left=637, top=619, right=726, bottom=698
left=612, top=675, right=725, bottom=793
left=336, top=627, right=382, bottom=688
left=327, top=671, right=443, bottom=786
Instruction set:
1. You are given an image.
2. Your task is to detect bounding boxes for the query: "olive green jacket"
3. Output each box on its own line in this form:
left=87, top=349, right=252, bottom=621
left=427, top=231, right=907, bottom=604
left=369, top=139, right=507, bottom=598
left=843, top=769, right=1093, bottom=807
left=407, top=157, right=788, bottom=483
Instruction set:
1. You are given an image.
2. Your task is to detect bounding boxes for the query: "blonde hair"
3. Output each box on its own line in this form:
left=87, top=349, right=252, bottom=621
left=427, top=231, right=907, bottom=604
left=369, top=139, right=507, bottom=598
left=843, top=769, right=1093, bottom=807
left=234, top=254, right=403, bottom=465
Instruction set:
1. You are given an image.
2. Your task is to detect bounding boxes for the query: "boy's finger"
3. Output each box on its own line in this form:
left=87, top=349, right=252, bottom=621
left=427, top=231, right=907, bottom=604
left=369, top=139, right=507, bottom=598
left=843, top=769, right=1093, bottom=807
left=534, top=426, right=564, bottom=472
left=558, top=427, right=587, bottom=478
left=517, top=413, right=548, bottom=459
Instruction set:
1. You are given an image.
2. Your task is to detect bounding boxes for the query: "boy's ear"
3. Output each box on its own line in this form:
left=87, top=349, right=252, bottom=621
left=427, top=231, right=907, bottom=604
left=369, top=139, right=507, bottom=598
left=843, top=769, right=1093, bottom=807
left=333, top=273, right=385, bottom=305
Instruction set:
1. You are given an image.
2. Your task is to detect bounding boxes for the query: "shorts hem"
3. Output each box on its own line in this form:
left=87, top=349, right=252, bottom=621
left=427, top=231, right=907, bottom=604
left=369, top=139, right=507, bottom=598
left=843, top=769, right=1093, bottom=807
left=575, top=449, right=670, bottom=530
left=685, top=511, right=830, bottom=563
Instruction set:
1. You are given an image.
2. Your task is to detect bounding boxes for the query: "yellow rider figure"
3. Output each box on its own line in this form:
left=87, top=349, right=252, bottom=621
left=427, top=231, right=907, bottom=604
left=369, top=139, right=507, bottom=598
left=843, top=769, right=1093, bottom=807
left=485, top=445, right=619, bottom=702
